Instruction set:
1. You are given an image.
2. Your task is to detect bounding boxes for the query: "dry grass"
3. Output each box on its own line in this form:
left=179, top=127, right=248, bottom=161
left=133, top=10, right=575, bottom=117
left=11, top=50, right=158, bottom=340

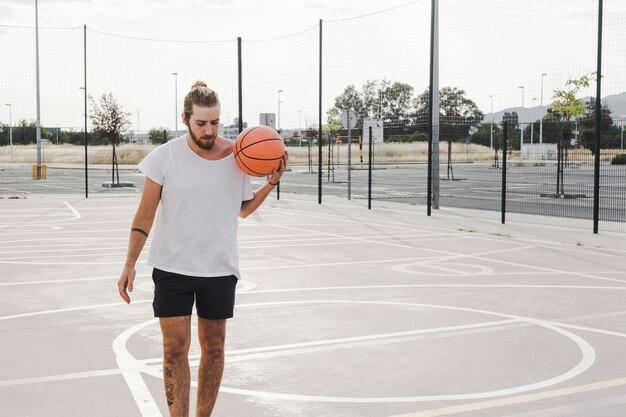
left=0, top=142, right=622, bottom=166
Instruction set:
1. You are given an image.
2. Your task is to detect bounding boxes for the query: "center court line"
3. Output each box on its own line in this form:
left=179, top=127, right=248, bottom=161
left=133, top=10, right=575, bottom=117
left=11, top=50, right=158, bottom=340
left=387, top=376, right=626, bottom=417
left=138, top=319, right=520, bottom=366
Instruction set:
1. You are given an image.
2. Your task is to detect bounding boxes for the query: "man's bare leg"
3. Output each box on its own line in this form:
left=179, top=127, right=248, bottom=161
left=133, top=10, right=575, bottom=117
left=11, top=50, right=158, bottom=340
left=196, top=318, right=227, bottom=417
left=160, top=316, right=192, bottom=417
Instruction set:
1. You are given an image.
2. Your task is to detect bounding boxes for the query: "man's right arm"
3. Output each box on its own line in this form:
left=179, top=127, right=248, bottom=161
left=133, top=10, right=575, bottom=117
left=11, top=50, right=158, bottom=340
left=117, top=177, right=162, bottom=304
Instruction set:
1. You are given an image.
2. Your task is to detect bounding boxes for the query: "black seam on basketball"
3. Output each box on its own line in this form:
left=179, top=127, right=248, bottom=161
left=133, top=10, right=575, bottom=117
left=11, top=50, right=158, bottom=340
left=238, top=137, right=283, bottom=154
left=239, top=140, right=284, bottom=161
left=235, top=153, right=269, bottom=176
left=237, top=126, right=264, bottom=151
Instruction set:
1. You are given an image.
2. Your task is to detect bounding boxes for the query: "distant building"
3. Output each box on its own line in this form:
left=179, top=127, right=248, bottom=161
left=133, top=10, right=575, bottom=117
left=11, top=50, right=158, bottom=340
left=220, top=124, right=239, bottom=141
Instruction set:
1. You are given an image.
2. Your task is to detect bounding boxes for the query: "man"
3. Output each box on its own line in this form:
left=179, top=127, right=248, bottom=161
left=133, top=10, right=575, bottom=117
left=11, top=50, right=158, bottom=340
left=117, top=81, right=287, bottom=416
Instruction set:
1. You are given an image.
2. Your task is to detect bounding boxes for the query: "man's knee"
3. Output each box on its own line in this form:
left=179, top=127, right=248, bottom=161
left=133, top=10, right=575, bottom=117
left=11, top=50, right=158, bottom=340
left=163, top=336, right=191, bottom=359
left=199, top=333, right=225, bottom=357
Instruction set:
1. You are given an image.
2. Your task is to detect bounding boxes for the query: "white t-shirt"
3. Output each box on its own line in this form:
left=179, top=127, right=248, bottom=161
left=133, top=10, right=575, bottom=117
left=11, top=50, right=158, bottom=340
left=138, top=135, right=253, bottom=278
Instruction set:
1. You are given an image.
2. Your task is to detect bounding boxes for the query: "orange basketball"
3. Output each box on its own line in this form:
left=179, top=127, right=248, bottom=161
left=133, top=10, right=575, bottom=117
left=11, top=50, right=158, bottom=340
left=233, top=126, right=285, bottom=177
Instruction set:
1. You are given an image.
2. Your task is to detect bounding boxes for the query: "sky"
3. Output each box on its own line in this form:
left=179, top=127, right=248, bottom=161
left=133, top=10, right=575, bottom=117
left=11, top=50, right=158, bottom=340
left=1, top=0, right=625, bottom=132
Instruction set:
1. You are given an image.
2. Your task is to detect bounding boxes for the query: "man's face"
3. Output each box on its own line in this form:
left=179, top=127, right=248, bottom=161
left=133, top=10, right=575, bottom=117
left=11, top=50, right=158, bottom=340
left=184, top=104, right=220, bottom=150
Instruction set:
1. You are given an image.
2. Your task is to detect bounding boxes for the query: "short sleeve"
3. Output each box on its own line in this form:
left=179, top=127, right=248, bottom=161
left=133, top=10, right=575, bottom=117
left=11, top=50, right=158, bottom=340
left=138, top=143, right=169, bottom=185
left=241, top=174, right=254, bottom=201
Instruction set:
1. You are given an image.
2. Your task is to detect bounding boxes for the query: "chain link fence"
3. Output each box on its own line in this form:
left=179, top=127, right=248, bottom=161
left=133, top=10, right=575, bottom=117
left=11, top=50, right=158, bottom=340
left=1, top=0, right=624, bottom=232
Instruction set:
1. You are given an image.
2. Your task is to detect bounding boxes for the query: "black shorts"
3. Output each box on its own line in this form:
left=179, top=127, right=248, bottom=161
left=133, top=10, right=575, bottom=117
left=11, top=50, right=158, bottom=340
left=152, top=268, right=238, bottom=320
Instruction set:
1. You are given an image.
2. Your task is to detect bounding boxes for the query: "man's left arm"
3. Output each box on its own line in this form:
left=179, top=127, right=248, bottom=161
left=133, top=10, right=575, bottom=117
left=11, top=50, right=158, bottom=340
left=240, top=152, right=288, bottom=218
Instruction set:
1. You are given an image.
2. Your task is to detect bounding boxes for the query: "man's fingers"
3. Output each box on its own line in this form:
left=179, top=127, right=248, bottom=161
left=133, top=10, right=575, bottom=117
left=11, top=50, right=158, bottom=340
left=118, top=279, right=131, bottom=304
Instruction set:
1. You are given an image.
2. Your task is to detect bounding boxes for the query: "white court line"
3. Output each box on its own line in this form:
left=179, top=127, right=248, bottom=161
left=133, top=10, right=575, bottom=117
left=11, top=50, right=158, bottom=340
left=387, top=377, right=626, bottom=417
left=2, top=283, right=625, bottom=322
left=275, top=205, right=626, bottom=256
left=0, top=300, right=151, bottom=321
left=151, top=319, right=518, bottom=366
left=255, top=218, right=626, bottom=285
left=63, top=201, right=81, bottom=220
left=0, top=274, right=150, bottom=286
left=112, top=318, right=163, bottom=417
left=0, top=369, right=123, bottom=387
left=129, top=300, right=596, bottom=403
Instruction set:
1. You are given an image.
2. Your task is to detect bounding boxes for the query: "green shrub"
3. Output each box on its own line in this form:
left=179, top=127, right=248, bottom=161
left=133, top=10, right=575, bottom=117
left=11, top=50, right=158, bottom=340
left=611, top=153, right=626, bottom=165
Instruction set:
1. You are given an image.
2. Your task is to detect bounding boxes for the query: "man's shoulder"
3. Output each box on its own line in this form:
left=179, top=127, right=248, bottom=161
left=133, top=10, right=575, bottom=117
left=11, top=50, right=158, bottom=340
left=217, top=136, right=235, bottom=158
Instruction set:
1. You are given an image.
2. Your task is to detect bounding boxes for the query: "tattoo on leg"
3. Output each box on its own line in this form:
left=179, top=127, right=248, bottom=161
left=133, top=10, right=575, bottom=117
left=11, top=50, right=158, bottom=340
left=164, top=367, right=175, bottom=407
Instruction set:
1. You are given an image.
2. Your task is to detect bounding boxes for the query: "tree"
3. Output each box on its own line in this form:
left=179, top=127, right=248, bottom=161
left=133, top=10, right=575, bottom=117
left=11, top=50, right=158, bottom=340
left=326, top=108, right=342, bottom=133
left=333, top=84, right=365, bottom=125
left=383, top=81, right=414, bottom=125
left=548, top=74, right=592, bottom=196
left=330, top=80, right=416, bottom=129
left=415, top=87, right=484, bottom=178
left=577, top=98, right=621, bottom=152
left=89, top=93, right=131, bottom=185
left=149, top=128, right=171, bottom=145
left=231, top=117, right=248, bottom=130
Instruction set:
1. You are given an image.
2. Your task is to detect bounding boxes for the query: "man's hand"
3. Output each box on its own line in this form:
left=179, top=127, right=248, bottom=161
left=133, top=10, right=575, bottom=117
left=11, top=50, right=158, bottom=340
left=269, top=151, right=288, bottom=184
left=117, top=265, right=136, bottom=304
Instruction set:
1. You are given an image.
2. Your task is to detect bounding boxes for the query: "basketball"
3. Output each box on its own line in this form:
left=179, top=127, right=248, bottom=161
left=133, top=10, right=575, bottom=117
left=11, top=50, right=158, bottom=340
left=233, top=126, right=285, bottom=177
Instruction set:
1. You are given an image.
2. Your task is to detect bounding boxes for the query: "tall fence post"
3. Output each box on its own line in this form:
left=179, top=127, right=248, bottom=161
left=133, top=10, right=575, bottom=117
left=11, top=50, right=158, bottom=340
left=318, top=19, right=323, bottom=204
left=237, top=37, right=243, bottom=134
left=83, top=24, right=88, bottom=198
left=501, top=122, right=508, bottom=224
left=368, top=126, right=373, bottom=210
left=593, top=0, right=603, bottom=234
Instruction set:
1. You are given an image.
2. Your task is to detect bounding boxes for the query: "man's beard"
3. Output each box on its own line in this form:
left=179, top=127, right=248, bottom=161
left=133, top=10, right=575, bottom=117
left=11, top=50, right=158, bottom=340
left=189, top=129, right=215, bottom=150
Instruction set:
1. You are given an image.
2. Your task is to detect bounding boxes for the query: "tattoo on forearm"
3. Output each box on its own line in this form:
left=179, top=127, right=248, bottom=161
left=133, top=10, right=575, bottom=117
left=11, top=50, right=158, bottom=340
left=164, top=367, right=175, bottom=407
left=131, top=227, right=148, bottom=238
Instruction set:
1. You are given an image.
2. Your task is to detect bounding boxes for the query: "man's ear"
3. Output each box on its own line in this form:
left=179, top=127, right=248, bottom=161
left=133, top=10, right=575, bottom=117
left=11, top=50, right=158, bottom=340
left=182, top=113, right=188, bottom=126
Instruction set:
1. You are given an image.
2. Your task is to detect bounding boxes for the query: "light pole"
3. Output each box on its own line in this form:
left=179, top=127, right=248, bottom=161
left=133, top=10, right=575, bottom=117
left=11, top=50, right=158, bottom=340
left=519, top=86, right=524, bottom=158
left=298, top=110, right=302, bottom=146
left=540, top=73, right=546, bottom=144
left=531, top=97, right=537, bottom=144
left=5, top=104, right=12, bottom=160
left=35, top=0, right=43, bottom=179
left=277, top=89, right=283, bottom=132
left=489, top=95, right=494, bottom=149
left=172, top=72, right=178, bottom=137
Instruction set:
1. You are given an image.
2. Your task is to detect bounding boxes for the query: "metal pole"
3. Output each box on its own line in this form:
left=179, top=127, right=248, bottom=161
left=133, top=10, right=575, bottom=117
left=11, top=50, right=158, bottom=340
left=172, top=72, right=178, bottom=137
left=277, top=89, right=282, bottom=132
left=593, top=0, right=603, bottom=234
left=5, top=104, right=12, bottom=161
left=531, top=98, right=537, bottom=145
left=489, top=95, right=493, bottom=149
left=35, top=0, right=42, bottom=179
left=540, top=73, right=546, bottom=144
left=318, top=19, right=323, bottom=204
left=501, top=122, right=508, bottom=224
left=519, top=85, right=524, bottom=161
left=348, top=122, right=352, bottom=200
left=368, top=126, right=373, bottom=209
left=83, top=25, right=88, bottom=198
left=237, top=38, right=243, bottom=133
left=427, top=0, right=437, bottom=216
left=298, top=110, right=302, bottom=146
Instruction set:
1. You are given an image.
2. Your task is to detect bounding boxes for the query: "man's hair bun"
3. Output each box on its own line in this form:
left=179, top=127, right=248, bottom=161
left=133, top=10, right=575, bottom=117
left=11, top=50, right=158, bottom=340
left=191, top=80, right=208, bottom=89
